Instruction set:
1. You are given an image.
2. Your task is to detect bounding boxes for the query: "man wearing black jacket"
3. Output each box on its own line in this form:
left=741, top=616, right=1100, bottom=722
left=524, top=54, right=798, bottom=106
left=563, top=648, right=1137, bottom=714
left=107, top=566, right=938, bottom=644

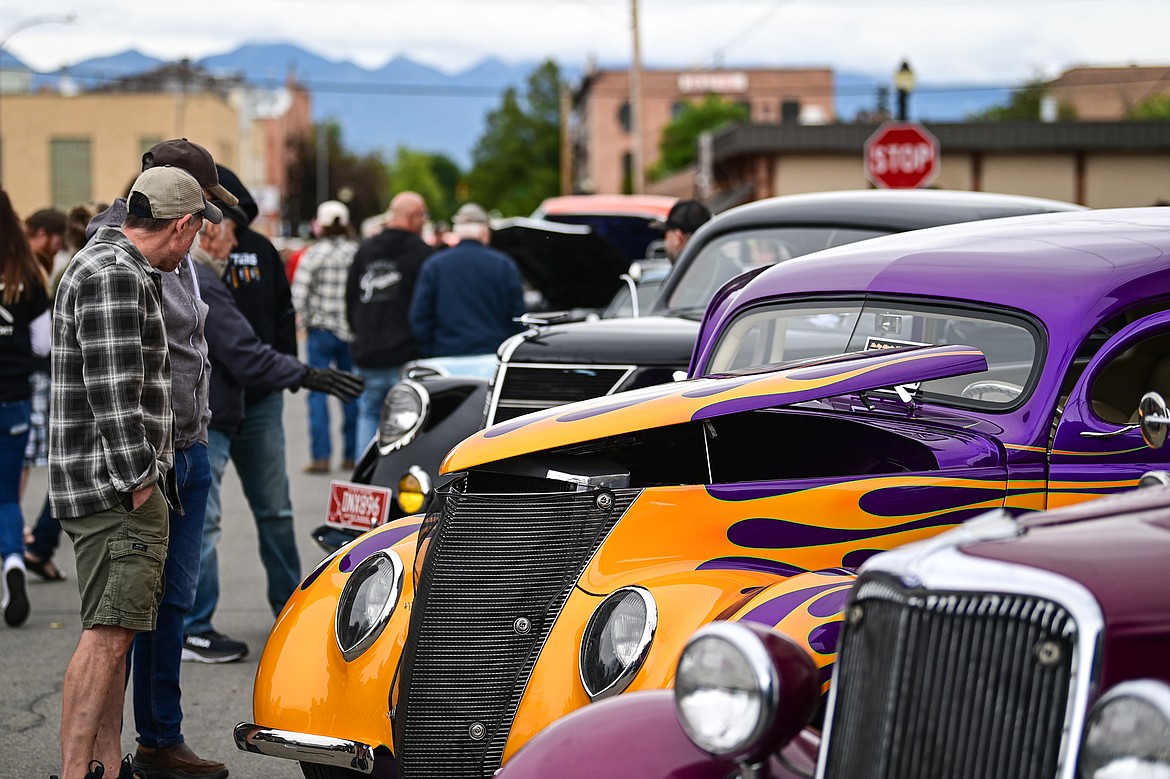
left=346, top=191, right=433, bottom=450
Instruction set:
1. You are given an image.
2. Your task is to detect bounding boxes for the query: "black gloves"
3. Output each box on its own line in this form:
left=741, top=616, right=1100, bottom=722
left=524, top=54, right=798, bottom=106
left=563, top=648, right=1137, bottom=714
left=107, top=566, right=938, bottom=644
left=301, top=367, right=365, bottom=403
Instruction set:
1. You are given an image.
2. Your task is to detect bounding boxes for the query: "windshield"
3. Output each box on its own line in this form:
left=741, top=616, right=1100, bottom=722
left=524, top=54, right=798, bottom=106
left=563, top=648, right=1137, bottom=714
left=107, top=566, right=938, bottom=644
left=665, top=226, right=888, bottom=313
left=705, top=299, right=1041, bottom=408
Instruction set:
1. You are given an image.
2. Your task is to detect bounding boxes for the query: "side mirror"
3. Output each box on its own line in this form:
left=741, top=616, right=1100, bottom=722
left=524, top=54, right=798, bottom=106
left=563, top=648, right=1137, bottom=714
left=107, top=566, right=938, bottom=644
left=1139, top=392, right=1170, bottom=449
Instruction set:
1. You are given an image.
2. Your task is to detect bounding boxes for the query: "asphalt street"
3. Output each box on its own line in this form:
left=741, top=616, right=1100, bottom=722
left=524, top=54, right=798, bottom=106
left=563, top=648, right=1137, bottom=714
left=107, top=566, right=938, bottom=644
left=2, top=391, right=353, bottom=779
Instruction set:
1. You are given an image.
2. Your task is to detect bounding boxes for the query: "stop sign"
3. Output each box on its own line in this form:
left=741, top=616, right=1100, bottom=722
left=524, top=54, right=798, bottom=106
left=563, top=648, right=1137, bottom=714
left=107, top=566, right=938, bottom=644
left=865, top=122, right=939, bottom=189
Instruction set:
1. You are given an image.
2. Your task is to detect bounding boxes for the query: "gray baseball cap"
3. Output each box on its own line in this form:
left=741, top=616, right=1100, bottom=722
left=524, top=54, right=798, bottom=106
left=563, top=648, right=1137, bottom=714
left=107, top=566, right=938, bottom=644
left=127, top=166, right=223, bottom=224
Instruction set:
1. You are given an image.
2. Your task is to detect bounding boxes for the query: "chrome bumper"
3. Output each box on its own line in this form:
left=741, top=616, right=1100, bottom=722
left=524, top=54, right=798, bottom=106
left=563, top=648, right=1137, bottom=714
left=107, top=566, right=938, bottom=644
left=233, top=722, right=375, bottom=774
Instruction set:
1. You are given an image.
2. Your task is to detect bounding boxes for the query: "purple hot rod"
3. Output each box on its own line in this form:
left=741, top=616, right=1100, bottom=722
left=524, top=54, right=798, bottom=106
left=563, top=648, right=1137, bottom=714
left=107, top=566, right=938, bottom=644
left=237, top=207, right=1170, bottom=778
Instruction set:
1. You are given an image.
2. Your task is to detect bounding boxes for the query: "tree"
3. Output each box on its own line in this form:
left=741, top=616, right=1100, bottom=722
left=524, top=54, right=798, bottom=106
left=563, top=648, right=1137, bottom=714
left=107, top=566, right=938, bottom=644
left=1128, top=94, right=1170, bottom=120
left=966, top=77, right=1076, bottom=122
left=650, top=95, right=750, bottom=181
left=284, top=121, right=390, bottom=236
left=388, top=147, right=464, bottom=224
left=466, top=59, right=562, bottom=216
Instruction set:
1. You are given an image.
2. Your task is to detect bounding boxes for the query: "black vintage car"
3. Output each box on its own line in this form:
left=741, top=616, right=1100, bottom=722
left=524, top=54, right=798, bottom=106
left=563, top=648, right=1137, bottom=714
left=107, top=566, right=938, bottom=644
left=323, top=189, right=1082, bottom=544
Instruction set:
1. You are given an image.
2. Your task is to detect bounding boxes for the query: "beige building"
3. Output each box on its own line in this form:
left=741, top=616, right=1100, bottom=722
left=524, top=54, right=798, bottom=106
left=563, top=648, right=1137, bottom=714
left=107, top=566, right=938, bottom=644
left=1047, top=66, right=1170, bottom=120
left=0, top=66, right=310, bottom=236
left=570, top=66, right=834, bottom=196
left=708, top=122, right=1170, bottom=209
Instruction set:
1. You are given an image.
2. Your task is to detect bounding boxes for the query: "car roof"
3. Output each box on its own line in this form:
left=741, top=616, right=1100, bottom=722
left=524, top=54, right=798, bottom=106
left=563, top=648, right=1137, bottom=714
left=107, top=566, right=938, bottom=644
left=655, top=189, right=1084, bottom=316
left=719, top=207, right=1170, bottom=343
left=532, top=194, right=677, bottom=220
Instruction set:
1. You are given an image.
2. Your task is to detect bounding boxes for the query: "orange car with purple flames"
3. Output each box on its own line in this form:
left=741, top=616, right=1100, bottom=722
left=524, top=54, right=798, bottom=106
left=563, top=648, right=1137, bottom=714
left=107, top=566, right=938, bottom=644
left=236, top=207, right=1170, bottom=779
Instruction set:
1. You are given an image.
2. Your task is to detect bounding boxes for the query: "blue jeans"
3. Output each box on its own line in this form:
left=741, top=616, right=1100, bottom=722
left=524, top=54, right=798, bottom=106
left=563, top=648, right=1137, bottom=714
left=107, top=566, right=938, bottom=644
left=355, top=366, right=400, bottom=456
left=131, top=442, right=211, bottom=748
left=0, top=400, right=31, bottom=560
left=186, top=392, right=300, bottom=635
left=306, top=328, right=358, bottom=462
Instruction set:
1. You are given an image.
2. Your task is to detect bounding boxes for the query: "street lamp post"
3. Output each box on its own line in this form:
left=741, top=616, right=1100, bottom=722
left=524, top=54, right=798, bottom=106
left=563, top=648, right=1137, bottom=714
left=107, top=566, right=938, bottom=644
left=0, top=12, right=77, bottom=73
left=894, top=59, right=915, bottom=122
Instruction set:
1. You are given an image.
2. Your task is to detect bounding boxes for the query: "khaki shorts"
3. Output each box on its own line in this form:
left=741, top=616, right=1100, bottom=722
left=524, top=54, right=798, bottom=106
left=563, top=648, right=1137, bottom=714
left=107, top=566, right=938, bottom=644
left=60, top=487, right=169, bottom=631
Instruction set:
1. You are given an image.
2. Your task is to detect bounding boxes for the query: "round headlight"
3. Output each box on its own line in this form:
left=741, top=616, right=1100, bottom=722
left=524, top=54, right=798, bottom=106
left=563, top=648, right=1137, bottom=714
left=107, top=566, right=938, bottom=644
left=579, top=587, right=656, bottom=700
left=1080, top=680, right=1170, bottom=778
left=335, top=550, right=403, bottom=662
left=396, top=466, right=433, bottom=515
left=675, top=621, right=818, bottom=761
left=377, top=380, right=428, bottom=453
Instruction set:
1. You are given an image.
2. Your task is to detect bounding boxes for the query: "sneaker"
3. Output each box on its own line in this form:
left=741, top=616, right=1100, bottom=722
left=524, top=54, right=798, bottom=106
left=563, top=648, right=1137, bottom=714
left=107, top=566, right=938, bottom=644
left=133, top=743, right=227, bottom=779
left=181, top=630, right=248, bottom=663
left=2, top=555, right=30, bottom=627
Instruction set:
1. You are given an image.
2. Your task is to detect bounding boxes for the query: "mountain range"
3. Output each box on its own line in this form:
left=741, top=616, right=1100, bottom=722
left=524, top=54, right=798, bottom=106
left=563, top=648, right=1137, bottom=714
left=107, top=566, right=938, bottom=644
left=2, top=44, right=1011, bottom=169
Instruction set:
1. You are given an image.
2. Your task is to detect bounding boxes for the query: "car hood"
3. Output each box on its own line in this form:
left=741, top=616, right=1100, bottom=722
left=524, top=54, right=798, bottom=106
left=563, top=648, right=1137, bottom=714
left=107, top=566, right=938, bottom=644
left=491, top=217, right=631, bottom=310
left=443, top=344, right=987, bottom=473
left=508, top=315, right=700, bottom=366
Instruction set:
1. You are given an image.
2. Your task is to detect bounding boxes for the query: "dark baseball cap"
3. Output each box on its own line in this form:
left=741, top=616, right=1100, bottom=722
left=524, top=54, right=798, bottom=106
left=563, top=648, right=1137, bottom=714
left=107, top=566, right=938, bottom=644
left=655, top=199, right=712, bottom=234
left=142, top=139, right=239, bottom=207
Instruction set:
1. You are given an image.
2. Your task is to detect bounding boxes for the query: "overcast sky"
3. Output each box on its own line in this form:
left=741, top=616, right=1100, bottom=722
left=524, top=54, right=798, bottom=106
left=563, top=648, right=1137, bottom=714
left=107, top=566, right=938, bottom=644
left=2, top=0, right=1167, bottom=86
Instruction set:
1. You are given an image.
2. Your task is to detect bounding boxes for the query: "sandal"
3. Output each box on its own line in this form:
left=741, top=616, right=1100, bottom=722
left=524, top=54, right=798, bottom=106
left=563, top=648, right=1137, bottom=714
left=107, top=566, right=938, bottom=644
left=23, top=552, right=66, bottom=582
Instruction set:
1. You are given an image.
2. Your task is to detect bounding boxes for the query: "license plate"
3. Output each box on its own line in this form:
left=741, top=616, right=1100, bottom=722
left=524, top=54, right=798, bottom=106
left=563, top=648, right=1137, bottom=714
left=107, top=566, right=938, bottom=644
left=326, top=481, right=392, bottom=532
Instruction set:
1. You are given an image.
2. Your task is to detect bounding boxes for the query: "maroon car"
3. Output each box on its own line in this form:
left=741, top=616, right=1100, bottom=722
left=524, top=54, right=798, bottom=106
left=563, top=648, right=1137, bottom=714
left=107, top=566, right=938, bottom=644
left=497, top=479, right=1170, bottom=779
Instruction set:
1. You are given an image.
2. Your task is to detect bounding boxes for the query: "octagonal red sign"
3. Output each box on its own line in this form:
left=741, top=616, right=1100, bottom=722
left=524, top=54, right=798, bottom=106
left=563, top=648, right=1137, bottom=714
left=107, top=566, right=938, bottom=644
left=865, top=122, right=939, bottom=189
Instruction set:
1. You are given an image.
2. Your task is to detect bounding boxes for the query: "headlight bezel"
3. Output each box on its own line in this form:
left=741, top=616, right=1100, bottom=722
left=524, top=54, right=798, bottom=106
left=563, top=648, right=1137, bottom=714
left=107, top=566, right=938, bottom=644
left=1079, top=679, right=1170, bottom=778
left=578, top=586, right=657, bottom=701
left=376, top=378, right=429, bottom=455
left=334, top=550, right=404, bottom=662
left=674, top=621, right=819, bottom=763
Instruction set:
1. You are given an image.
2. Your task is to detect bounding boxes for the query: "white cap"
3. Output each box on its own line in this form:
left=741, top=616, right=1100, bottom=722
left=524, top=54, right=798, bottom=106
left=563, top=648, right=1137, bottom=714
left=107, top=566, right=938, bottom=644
left=316, top=200, right=350, bottom=228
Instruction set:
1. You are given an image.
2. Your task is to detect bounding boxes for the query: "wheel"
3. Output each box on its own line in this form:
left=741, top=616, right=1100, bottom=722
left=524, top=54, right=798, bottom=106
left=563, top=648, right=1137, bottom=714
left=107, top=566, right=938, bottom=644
left=960, top=380, right=1023, bottom=403
left=300, top=762, right=368, bottom=779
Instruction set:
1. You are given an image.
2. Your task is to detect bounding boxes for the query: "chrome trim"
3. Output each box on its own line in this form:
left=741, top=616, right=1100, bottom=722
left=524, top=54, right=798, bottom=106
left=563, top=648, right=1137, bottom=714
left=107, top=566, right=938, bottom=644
left=579, top=585, right=658, bottom=700
left=334, top=550, right=404, bottom=662
left=676, top=622, right=779, bottom=758
left=815, top=515, right=1105, bottom=779
left=233, top=722, right=374, bottom=773
left=487, top=360, right=638, bottom=425
left=376, top=378, right=430, bottom=456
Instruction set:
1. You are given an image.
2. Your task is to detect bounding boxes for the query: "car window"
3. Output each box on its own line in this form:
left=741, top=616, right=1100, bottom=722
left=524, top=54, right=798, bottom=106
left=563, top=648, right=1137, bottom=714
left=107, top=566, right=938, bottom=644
left=706, top=299, right=1040, bottom=408
left=665, top=226, right=888, bottom=313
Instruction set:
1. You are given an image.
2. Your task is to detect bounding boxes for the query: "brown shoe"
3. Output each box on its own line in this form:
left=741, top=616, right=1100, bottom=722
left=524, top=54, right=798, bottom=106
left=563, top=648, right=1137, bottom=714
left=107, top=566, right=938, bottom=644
left=341, top=458, right=356, bottom=471
left=133, top=743, right=228, bottom=779
left=303, top=459, right=329, bottom=474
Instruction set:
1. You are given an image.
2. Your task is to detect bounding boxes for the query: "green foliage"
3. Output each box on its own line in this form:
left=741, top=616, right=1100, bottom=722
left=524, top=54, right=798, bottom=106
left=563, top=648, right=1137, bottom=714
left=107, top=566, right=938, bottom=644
left=466, top=59, right=563, bottom=216
left=966, top=77, right=1076, bottom=122
left=1128, top=94, right=1170, bottom=120
left=650, top=95, right=750, bottom=180
left=388, top=147, right=463, bottom=224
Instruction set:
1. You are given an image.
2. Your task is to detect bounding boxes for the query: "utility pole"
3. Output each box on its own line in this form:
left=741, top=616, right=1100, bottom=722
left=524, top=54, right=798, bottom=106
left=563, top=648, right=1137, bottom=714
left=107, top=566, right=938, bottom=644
left=560, top=83, right=572, bottom=195
left=629, top=0, right=645, bottom=194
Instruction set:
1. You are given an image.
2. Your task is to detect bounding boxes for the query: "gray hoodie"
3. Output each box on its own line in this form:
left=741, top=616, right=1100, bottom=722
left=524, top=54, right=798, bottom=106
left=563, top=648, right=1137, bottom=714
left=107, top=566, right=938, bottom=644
left=87, top=200, right=212, bottom=451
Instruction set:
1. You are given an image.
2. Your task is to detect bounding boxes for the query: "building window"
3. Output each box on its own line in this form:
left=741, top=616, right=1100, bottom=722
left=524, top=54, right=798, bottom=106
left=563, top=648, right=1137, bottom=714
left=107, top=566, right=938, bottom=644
left=622, top=152, right=633, bottom=195
left=140, top=137, right=164, bottom=159
left=618, top=103, right=631, bottom=133
left=780, top=99, right=801, bottom=124
left=672, top=101, right=688, bottom=120
left=51, top=138, right=92, bottom=210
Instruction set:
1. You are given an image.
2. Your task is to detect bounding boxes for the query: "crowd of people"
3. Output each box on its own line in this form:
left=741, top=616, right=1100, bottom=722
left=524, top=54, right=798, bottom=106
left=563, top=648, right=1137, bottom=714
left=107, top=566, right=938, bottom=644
left=2, top=135, right=709, bottom=779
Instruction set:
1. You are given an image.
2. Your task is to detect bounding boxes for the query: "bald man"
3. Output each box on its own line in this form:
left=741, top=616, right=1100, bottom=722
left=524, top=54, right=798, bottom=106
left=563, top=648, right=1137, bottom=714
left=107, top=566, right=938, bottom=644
left=345, top=192, right=435, bottom=450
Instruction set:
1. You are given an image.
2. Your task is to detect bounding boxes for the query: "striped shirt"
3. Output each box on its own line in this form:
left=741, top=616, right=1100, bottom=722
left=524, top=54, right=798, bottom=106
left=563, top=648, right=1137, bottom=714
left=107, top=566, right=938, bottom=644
left=291, top=236, right=357, bottom=341
left=49, top=227, right=174, bottom=520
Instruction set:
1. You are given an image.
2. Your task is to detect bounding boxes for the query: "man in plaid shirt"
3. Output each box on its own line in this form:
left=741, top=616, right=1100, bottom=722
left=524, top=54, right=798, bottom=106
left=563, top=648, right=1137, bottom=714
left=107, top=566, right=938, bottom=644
left=49, top=166, right=222, bottom=779
left=291, top=200, right=359, bottom=473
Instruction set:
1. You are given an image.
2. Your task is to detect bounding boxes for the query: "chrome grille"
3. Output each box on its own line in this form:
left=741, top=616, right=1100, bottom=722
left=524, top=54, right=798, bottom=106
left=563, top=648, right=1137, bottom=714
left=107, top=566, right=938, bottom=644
left=394, top=484, right=640, bottom=778
left=491, top=364, right=632, bottom=423
left=822, top=573, right=1077, bottom=779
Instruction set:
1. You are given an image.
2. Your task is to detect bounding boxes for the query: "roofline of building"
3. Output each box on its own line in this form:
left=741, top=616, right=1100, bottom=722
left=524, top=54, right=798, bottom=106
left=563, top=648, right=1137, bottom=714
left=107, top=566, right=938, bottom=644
left=711, top=121, right=1170, bottom=162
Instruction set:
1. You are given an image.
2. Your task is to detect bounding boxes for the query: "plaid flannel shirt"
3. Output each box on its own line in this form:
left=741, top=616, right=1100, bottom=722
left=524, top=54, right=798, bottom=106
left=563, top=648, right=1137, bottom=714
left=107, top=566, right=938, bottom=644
left=291, top=236, right=357, bottom=341
left=49, top=227, right=174, bottom=520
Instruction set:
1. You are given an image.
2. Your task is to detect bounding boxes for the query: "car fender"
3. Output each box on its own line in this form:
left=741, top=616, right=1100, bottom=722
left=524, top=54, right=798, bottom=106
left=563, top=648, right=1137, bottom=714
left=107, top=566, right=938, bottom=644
left=497, top=690, right=819, bottom=779
left=252, top=517, right=422, bottom=752
left=723, top=570, right=857, bottom=697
